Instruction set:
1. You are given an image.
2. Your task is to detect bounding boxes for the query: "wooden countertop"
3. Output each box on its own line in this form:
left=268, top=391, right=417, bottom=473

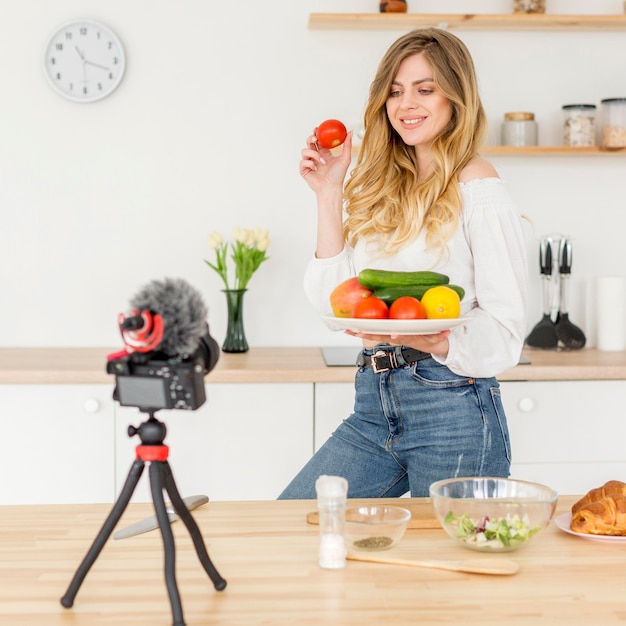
left=2, top=346, right=626, bottom=385
left=1, top=495, right=623, bottom=625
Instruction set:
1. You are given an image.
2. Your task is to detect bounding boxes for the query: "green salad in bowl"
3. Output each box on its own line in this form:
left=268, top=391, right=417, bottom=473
left=430, top=477, right=558, bottom=552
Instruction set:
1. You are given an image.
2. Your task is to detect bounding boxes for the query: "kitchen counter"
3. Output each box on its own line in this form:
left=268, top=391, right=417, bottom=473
left=2, top=346, right=626, bottom=384
left=1, top=495, right=624, bottom=625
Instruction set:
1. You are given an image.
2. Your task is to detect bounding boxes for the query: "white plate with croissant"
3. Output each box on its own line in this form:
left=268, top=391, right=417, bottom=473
left=554, top=479, right=626, bottom=542
left=554, top=513, right=626, bottom=543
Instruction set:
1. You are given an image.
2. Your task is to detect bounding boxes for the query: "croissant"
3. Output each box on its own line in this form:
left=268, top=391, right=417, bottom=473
left=570, top=480, right=626, bottom=535
left=571, top=480, right=626, bottom=514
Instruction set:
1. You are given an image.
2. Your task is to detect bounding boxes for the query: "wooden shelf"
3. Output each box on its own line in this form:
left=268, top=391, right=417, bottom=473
left=483, top=146, right=626, bottom=156
left=309, top=13, right=626, bottom=31
left=351, top=145, right=626, bottom=157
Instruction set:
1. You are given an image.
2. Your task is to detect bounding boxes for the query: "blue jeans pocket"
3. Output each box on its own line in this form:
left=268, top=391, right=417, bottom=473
left=410, top=360, right=512, bottom=468
left=489, top=385, right=512, bottom=463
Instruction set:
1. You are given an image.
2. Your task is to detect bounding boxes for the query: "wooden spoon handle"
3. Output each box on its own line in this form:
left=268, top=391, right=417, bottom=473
left=346, top=552, right=519, bottom=576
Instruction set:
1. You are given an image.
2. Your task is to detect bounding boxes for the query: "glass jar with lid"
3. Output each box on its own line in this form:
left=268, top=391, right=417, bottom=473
left=600, top=98, right=626, bottom=148
left=562, top=104, right=596, bottom=147
left=513, top=0, right=546, bottom=13
left=501, top=112, right=538, bottom=147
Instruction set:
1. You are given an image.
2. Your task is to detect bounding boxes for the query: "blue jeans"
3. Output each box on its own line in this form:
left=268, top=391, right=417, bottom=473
left=278, top=345, right=511, bottom=499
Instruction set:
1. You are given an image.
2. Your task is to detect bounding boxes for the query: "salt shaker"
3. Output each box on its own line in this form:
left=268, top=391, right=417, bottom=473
left=315, top=475, right=348, bottom=569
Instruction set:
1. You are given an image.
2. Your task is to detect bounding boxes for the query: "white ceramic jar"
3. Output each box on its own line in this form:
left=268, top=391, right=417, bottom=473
left=501, top=112, right=538, bottom=146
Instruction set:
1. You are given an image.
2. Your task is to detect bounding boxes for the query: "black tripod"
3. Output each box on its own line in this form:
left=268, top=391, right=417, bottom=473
left=60, top=412, right=227, bottom=626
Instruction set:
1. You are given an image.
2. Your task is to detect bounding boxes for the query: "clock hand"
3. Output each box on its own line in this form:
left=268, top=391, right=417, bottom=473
left=84, top=59, right=110, bottom=72
left=74, top=45, right=88, bottom=84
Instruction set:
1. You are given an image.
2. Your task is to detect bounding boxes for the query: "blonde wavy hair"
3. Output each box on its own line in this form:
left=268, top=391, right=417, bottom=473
left=344, top=28, right=487, bottom=258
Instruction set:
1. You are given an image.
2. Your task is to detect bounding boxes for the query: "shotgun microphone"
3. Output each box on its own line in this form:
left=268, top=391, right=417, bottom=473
left=126, top=277, right=209, bottom=356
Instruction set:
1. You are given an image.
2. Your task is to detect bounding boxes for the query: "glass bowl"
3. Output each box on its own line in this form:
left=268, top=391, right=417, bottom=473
left=344, top=505, right=411, bottom=551
left=429, top=477, right=558, bottom=552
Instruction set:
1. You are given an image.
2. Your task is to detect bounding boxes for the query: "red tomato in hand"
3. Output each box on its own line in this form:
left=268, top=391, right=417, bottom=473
left=389, top=296, right=427, bottom=320
left=353, top=296, right=389, bottom=319
left=316, top=119, right=348, bottom=149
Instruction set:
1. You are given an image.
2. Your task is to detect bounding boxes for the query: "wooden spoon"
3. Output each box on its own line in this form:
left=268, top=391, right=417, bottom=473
left=347, top=552, right=519, bottom=575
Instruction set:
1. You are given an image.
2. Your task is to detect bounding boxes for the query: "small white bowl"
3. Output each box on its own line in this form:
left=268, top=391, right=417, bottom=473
left=429, top=477, right=558, bottom=552
left=344, top=505, right=411, bottom=551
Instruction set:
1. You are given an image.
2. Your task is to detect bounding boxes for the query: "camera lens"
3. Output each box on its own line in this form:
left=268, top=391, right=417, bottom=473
left=198, top=330, right=220, bottom=374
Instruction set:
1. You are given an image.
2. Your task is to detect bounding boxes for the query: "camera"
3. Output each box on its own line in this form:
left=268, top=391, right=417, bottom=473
left=107, top=330, right=220, bottom=412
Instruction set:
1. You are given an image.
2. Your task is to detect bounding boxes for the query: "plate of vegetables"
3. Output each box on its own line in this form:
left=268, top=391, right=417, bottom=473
left=322, top=315, right=469, bottom=335
left=327, top=269, right=467, bottom=334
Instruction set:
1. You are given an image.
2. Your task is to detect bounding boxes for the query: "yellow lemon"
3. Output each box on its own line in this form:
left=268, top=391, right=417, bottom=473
left=420, top=285, right=461, bottom=319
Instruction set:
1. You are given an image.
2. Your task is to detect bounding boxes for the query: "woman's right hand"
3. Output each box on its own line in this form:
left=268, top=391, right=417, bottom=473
left=299, top=129, right=353, bottom=195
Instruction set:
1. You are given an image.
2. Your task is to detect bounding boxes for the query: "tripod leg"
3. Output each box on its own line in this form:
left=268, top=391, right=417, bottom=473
left=161, top=462, right=227, bottom=591
left=60, top=459, right=145, bottom=608
left=150, top=461, right=185, bottom=626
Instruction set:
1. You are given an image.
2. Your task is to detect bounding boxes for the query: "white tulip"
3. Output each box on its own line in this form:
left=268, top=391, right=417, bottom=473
left=207, top=231, right=224, bottom=249
left=232, top=226, right=243, bottom=242
left=253, top=227, right=269, bottom=242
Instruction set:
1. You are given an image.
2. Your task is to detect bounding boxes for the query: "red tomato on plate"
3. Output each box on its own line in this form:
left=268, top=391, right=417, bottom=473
left=353, top=296, right=389, bottom=319
left=316, top=119, right=347, bottom=149
left=389, top=296, right=427, bottom=320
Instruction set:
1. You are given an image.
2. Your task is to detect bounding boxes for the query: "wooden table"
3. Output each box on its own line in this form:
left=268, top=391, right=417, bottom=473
left=1, top=496, right=625, bottom=625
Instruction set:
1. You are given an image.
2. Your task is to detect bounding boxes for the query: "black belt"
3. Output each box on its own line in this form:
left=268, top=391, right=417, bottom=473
left=358, top=347, right=431, bottom=373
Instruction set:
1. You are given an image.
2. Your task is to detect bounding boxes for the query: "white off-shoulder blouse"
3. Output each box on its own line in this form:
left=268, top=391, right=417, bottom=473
left=303, top=177, right=528, bottom=378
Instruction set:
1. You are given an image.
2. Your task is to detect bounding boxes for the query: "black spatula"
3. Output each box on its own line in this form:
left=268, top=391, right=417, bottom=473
left=526, top=238, right=558, bottom=349
left=555, top=238, right=586, bottom=350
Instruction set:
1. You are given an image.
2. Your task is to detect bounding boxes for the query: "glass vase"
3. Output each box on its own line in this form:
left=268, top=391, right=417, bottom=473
left=222, top=289, right=249, bottom=353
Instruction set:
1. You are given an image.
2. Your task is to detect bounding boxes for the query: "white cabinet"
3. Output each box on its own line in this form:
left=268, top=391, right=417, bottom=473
left=4, top=377, right=623, bottom=504
left=502, top=380, right=626, bottom=495
left=314, top=380, right=626, bottom=496
left=114, top=383, right=314, bottom=502
left=315, top=382, right=355, bottom=451
left=1, top=381, right=313, bottom=504
left=0, top=384, right=115, bottom=504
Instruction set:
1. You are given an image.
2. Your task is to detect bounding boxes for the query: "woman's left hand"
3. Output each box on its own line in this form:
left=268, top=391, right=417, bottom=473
left=346, top=330, right=451, bottom=357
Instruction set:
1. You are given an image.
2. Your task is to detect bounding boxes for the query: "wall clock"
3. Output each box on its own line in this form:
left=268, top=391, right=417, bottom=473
left=43, top=19, right=126, bottom=103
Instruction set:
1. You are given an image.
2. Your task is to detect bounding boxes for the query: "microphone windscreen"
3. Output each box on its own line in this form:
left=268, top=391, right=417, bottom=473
left=129, top=278, right=208, bottom=356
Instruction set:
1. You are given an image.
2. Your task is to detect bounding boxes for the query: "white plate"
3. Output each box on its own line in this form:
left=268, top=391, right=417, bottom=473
left=554, top=512, right=626, bottom=543
left=321, top=316, right=469, bottom=335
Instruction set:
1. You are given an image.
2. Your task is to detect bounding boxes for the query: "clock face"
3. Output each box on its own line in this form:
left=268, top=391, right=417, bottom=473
left=44, top=20, right=126, bottom=103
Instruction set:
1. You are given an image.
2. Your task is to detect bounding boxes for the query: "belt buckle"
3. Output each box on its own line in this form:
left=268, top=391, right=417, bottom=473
left=371, top=349, right=397, bottom=373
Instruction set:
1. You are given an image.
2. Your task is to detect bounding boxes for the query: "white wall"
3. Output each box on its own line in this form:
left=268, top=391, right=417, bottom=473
left=1, top=0, right=625, bottom=351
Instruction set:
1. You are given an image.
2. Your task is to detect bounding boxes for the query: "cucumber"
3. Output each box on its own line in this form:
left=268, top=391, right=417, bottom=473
left=373, top=284, right=465, bottom=306
left=358, top=268, right=449, bottom=290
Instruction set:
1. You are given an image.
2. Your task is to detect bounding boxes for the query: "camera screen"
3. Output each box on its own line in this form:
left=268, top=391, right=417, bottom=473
left=116, top=376, right=168, bottom=408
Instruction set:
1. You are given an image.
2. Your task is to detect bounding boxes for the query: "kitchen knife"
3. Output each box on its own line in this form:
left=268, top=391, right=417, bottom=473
left=113, top=494, right=209, bottom=540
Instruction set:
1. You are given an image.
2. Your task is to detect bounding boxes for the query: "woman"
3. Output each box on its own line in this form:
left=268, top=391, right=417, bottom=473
left=279, top=28, right=527, bottom=499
